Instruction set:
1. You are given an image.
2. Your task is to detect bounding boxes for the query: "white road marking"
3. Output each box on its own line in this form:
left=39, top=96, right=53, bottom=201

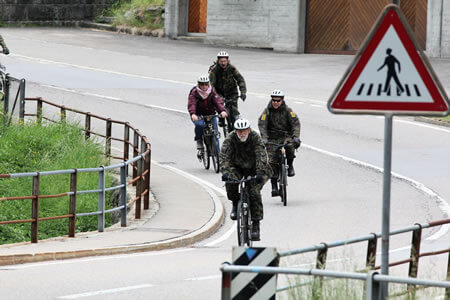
left=57, top=284, right=153, bottom=299
left=310, top=104, right=323, bottom=108
left=184, top=274, right=221, bottom=281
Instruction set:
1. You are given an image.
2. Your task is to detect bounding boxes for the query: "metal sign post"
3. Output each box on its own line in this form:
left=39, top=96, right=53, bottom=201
left=381, top=114, right=393, bottom=298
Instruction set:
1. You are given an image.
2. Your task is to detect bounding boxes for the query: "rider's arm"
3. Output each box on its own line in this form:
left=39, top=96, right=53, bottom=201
left=187, top=89, right=198, bottom=116
left=257, top=108, right=269, bottom=141
left=232, top=66, right=247, bottom=96
left=212, top=91, right=226, bottom=114
left=288, top=108, right=301, bottom=138
left=219, top=136, right=238, bottom=176
left=253, top=131, right=272, bottom=178
left=0, top=35, right=9, bottom=54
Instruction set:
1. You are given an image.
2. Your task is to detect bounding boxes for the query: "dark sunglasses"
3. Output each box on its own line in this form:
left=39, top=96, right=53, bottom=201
left=271, top=99, right=282, bottom=102
left=199, top=83, right=209, bottom=86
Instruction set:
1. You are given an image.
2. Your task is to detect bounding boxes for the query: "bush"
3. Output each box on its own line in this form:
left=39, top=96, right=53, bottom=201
left=104, top=0, right=165, bottom=30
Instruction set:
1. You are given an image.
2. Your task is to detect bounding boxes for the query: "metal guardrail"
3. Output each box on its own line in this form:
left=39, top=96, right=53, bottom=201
left=221, top=219, right=450, bottom=299
left=0, top=97, right=151, bottom=243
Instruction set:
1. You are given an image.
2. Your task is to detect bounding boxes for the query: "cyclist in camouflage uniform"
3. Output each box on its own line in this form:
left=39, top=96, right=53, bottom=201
left=220, top=118, right=272, bottom=241
left=258, top=90, right=301, bottom=196
left=209, top=51, right=246, bottom=131
left=0, top=35, right=9, bottom=55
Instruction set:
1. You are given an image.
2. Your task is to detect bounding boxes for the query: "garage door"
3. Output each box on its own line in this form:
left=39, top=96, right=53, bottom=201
left=188, top=0, right=207, bottom=33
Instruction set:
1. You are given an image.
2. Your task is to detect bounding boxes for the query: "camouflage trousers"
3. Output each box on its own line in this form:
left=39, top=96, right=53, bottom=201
left=223, top=97, right=240, bottom=120
left=225, top=170, right=269, bottom=221
left=266, top=140, right=296, bottom=179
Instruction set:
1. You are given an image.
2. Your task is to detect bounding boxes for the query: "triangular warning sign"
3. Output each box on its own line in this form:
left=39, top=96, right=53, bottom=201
left=328, top=4, right=449, bottom=115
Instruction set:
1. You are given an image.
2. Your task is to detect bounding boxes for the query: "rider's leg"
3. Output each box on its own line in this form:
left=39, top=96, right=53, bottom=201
left=225, top=182, right=240, bottom=220
left=192, top=118, right=206, bottom=149
left=248, top=178, right=267, bottom=240
left=229, top=98, right=240, bottom=132
left=286, top=146, right=296, bottom=177
left=268, top=148, right=279, bottom=196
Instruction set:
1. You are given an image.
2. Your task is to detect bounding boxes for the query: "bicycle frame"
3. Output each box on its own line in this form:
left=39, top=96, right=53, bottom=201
left=199, top=115, right=221, bottom=172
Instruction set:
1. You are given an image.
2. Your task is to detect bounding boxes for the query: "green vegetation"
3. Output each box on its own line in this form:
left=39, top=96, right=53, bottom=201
left=0, top=117, right=115, bottom=244
left=103, top=0, right=165, bottom=30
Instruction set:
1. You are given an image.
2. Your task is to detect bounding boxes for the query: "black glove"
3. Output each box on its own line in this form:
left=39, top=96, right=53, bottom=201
left=241, top=94, right=246, bottom=101
left=255, top=174, right=264, bottom=184
left=221, top=174, right=229, bottom=182
left=3, top=48, right=9, bottom=55
left=292, top=137, right=301, bottom=148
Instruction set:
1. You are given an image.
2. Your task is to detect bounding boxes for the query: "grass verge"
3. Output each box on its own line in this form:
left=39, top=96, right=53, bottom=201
left=0, top=117, right=115, bottom=244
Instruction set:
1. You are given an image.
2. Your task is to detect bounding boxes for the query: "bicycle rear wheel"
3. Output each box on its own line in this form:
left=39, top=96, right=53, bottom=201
left=280, top=164, right=288, bottom=206
left=211, top=137, right=220, bottom=173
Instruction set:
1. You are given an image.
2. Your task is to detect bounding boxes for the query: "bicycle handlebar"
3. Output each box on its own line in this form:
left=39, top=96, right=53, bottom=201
left=223, top=175, right=258, bottom=184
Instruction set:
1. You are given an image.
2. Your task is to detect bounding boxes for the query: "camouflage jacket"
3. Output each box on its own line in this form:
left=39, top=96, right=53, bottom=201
left=0, top=35, right=7, bottom=50
left=209, top=62, right=246, bottom=100
left=258, top=100, right=301, bottom=141
left=219, top=130, right=272, bottom=177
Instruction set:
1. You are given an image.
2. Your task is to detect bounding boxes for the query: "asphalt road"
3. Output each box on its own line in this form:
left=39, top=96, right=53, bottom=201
left=0, top=28, right=448, bottom=299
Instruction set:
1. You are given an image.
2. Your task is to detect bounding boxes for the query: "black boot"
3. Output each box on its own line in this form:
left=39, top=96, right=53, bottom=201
left=230, top=203, right=237, bottom=220
left=251, top=220, right=260, bottom=241
left=271, top=178, right=279, bottom=197
left=287, top=159, right=295, bottom=177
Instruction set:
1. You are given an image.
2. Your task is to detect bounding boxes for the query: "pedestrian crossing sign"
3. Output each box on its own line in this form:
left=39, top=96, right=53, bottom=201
left=328, top=4, right=449, bottom=115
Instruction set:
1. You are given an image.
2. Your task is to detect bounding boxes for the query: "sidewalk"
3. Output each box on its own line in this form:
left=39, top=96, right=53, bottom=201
left=0, top=163, right=224, bottom=266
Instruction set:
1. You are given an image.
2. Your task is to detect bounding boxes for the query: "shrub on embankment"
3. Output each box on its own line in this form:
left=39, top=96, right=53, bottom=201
left=0, top=118, right=114, bottom=244
left=102, top=0, right=164, bottom=30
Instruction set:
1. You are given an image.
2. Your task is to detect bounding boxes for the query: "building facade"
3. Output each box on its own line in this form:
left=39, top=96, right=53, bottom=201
left=165, top=0, right=450, bottom=58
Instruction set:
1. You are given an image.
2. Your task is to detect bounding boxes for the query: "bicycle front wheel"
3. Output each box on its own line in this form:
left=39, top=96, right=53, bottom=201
left=202, top=138, right=210, bottom=170
left=236, top=201, right=246, bottom=246
left=211, top=137, right=220, bottom=173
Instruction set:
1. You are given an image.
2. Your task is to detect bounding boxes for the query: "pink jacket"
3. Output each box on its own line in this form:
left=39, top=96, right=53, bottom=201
left=187, top=87, right=226, bottom=116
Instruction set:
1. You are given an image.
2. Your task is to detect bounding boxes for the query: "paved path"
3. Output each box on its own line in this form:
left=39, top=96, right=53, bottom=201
left=0, top=163, right=224, bottom=265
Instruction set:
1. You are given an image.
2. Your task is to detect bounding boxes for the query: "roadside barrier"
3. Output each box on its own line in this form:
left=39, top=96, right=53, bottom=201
left=221, top=219, right=450, bottom=299
left=0, top=97, right=151, bottom=243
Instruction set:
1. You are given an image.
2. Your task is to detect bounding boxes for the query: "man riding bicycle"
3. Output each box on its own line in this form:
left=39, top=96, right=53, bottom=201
left=220, top=118, right=271, bottom=241
left=188, top=75, right=227, bottom=151
left=0, top=35, right=10, bottom=55
left=209, top=51, right=247, bottom=130
left=258, top=90, right=301, bottom=196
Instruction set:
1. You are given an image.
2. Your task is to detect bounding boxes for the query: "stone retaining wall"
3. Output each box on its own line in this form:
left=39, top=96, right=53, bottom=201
left=0, top=0, right=115, bottom=22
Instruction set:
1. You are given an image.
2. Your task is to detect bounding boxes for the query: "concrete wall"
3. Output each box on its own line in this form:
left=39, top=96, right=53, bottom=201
left=0, top=0, right=115, bottom=22
left=164, top=0, right=188, bottom=38
left=205, top=0, right=306, bottom=52
left=427, top=0, right=450, bottom=58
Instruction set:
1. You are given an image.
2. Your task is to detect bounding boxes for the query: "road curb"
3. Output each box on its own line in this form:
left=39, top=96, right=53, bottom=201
left=0, top=165, right=224, bottom=266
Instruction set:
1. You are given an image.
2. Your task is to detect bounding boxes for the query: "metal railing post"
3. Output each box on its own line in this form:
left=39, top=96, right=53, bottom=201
left=123, top=123, right=130, bottom=177
left=60, top=106, right=66, bottom=122
left=313, top=243, right=328, bottom=298
left=135, top=155, right=142, bottom=219
left=37, top=97, right=43, bottom=125
left=132, top=130, right=139, bottom=186
left=19, top=79, right=25, bottom=122
left=221, top=262, right=231, bottom=300
left=85, top=113, right=91, bottom=141
left=31, top=173, right=40, bottom=243
left=140, top=138, right=149, bottom=210
left=145, top=143, right=151, bottom=209
left=106, top=119, right=112, bottom=158
left=68, top=169, right=77, bottom=237
left=446, top=251, right=450, bottom=299
left=98, top=166, right=105, bottom=232
left=120, top=163, right=127, bottom=227
left=407, top=224, right=422, bottom=294
left=366, top=271, right=380, bottom=300
left=366, top=233, right=378, bottom=270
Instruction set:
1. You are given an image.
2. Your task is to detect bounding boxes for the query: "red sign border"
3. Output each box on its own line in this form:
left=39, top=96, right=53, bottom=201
left=328, top=5, right=449, bottom=115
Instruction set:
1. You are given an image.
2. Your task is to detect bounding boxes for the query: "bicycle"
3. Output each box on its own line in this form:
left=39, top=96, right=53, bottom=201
left=219, top=98, right=235, bottom=138
left=265, top=141, right=298, bottom=206
left=224, top=175, right=259, bottom=247
left=197, top=114, right=221, bottom=173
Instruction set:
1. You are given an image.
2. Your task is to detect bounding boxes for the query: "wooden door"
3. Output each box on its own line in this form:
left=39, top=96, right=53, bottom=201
left=188, top=0, right=207, bottom=33
left=306, top=0, right=427, bottom=53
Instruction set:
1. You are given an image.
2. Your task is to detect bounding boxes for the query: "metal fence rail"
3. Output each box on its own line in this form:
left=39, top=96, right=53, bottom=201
left=0, top=97, right=151, bottom=243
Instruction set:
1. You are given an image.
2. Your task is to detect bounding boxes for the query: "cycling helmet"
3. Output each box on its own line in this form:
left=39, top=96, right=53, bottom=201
left=217, top=51, right=229, bottom=58
left=271, top=89, right=285, bottom=98
left=197, top=75, right=210, bottom=83
left=234, top=118, right=250, bottom=130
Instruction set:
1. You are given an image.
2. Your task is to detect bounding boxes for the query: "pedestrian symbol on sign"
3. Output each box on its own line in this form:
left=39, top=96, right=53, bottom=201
left=377, top=48, right=404, bottom=95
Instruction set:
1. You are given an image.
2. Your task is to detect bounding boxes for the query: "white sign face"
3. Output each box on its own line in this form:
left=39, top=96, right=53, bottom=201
left=347, top=25, right=433, bottom=103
